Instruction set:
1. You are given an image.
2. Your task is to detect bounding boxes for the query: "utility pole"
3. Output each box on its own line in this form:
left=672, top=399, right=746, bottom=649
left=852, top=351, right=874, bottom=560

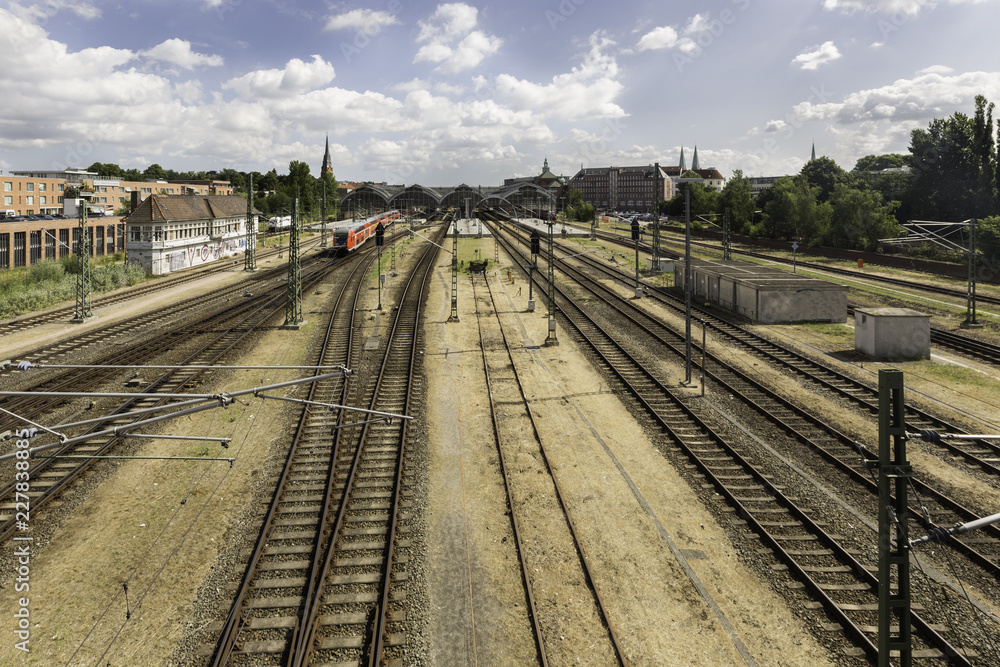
left=244, top=173, right=257, bottom=272
left=283, top=198, right=304, bottom=328
left=632, top=219, right=642, bottom=298
left=72, top=200, right=93, bottom=322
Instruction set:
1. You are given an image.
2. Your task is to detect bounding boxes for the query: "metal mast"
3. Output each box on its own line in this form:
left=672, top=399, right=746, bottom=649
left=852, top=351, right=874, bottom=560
left=873, top=369, right=912, bottom=667
left=651, top=162, right=661, bottom=270
left=964, top=218, right=978, bottom=326
left=320, top=181, right=328, bottom=248
left=284, top=198, right=304, bottom=328
left=723, top=207, right=732, bottom=261
left=244, top=173, right=257, bottom=272
left=448, top=216, right=459, bottom=322
left=545, top=219, right=558, bottom=346
left=72, top=201, right=93, bottom=322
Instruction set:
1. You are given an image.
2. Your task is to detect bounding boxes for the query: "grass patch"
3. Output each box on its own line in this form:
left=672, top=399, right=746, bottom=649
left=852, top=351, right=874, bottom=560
left=0, top=258, right=146, bottom=317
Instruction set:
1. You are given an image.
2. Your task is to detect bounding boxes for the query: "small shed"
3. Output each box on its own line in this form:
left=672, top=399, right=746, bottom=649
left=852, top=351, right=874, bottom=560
left=674, top=258, right=847, bottom=324
left=854, top=307, right=930, bottom=360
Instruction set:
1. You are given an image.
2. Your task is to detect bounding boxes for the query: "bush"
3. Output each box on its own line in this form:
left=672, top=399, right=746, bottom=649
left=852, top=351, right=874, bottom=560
left=29, top=261, right=65, bottom=284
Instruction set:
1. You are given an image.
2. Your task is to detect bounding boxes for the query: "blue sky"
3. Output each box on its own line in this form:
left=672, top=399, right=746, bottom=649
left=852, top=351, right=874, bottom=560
left=2, top=0, right=999, bottom=186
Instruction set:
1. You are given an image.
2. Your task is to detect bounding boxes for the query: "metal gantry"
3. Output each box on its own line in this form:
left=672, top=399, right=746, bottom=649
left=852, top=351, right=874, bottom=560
left=72, top=203, right=93, bottom=322
left=283, top=198, right=304, bottom=328
left=244, top=173, right=257, bottom=272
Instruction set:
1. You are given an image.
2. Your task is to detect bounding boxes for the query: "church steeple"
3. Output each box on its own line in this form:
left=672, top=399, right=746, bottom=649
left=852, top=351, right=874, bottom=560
left=679, top=146, right=686, bottom=172
left=321, top=133, right=333, bottom=175
left=692, top=145, right=700, bottom=171
left=810, top=142, right=816, bottom=162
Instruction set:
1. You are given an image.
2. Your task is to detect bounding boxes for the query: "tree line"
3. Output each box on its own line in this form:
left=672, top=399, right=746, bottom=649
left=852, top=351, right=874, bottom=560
left=86, top=161, right=339, bottom=221
left=643, top=95, right=1000, bottom=258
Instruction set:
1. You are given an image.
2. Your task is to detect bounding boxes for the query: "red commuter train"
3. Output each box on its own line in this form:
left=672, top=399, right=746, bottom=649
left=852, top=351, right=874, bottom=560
left=332, top=210, right=401, bottom=254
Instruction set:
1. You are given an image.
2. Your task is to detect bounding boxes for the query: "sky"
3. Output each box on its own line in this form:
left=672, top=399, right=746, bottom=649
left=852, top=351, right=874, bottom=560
left=2, top=0, right=1000, bottom=187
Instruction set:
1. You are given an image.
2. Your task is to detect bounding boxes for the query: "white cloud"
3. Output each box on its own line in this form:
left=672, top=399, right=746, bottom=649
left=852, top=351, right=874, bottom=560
left=495, top=33, right=625, bottom=122
left=636, top=26, right=679, bottom=52
left=222, top=55, right=336, bottom=99
left=917, top=65, right=954, bottom=75
left=324, top=9, right=399, bottom=33
left=823, top=0, right=992, bottom=13
left=413, top=3, right=502, bottom=73
left=10, top=0, right=100, bottom=22
left=793, top=69, right=1000, bottom=125
left=791, top=41, right=841, bottom=70
left=635, top=13, right=714, bottom=54
left=141, top=39, right=223, bottom=70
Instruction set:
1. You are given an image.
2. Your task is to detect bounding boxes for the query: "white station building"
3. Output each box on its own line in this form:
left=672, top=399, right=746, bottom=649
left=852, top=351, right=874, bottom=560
left=126, top=194, right=257, bottom=275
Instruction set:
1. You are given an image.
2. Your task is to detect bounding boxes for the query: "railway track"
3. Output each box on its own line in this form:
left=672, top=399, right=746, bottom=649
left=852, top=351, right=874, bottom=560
left=490, top=220, right=999, bottom=663
left=506, top=224, right=1000, bottom=480
left=206, top=223, right=444, bottom=665
left=0, top=254, right=343, bottom=546
left=469, top=268, right=627, bottom=666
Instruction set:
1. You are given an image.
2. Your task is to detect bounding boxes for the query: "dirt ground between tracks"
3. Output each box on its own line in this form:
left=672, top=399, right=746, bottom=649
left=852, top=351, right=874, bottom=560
left=421, top=238, right=837, bottom=666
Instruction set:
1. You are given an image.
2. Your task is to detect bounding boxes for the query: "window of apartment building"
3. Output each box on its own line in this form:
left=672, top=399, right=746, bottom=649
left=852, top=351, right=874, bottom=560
left=58, top=196, right=64, bottom=204
left=3, top=196, right=10, bottom=206
left=39, top=183, right=46, bottom=192
left=119, top=187, right=125, bottom=193
left=3, top=182, right=11, bottom=192
left=58, top=184, right=64, bottom=192
left=40, top=197, right=46, bottom=205
left=26, top=183, right=34, bottom=192
left=26, top=196, right=33, bottom=205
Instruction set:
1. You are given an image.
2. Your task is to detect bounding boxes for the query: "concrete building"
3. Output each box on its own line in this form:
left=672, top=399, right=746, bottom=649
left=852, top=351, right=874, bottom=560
left=675, top=258, right=847, bottom=324
left=126, top=194, right=256, bottom=275
left=854, top=307, right=930, bottom=360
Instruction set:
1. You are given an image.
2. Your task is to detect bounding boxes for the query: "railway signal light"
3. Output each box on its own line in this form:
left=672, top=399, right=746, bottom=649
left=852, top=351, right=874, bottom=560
left=530, top=230, right=540, bottom=256
left=375, top=222, right=385, bottom=247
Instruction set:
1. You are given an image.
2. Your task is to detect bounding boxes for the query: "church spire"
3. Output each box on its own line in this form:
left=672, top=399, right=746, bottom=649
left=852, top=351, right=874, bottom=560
left=679, top=146, right=686, bottom=172
left=692, top=145, right=700, bottom=171
left=321, top=133, right=333, bottom=175
left=810, top=142, right=816, bottom=162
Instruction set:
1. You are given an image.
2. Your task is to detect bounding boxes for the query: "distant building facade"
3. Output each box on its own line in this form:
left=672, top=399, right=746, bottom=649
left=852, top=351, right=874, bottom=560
left=567, top=164, right=673, bottom=213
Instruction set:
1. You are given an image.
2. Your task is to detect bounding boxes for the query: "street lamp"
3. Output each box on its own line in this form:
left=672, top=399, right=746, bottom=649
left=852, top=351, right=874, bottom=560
left=676, top=177, right=703, bottom=386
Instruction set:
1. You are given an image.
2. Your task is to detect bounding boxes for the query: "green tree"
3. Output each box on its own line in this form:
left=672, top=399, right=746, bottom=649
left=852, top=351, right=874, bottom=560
left=908, top=102, right=996, bottom=220
left=762, top=176, right=830, bottom=241
left=260, top=169, right=279, bottom=193
left=143, top=163, right=167, bottom=180
left=282, top=160, right=316, bottom=217
left=721, top=169, right=754, bottom=233
left=800, top=156, right=847, bottom=202
left=826, top=184, right=901, bottom=250
left=852, top=154, right=909, bottom=172
left=318, top=171, right=339, bottom=219
left=87, top=162, right=124, bottom=178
